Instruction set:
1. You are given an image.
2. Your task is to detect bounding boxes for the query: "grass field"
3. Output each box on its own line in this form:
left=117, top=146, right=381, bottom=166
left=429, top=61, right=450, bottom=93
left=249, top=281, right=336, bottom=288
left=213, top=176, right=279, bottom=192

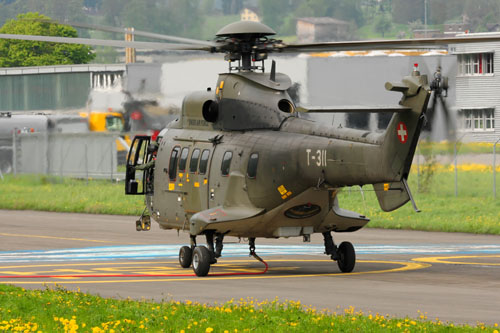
left=338, top=166, right=500, bottom=234
left=0, top=166, right=499, bottom=235
left=0, top=284, right=497, bottom=332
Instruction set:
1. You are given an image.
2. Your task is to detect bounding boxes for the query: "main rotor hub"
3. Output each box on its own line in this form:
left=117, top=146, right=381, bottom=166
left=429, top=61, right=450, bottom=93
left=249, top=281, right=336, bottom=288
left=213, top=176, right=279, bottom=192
left=215, top=21, right=281, bottom=72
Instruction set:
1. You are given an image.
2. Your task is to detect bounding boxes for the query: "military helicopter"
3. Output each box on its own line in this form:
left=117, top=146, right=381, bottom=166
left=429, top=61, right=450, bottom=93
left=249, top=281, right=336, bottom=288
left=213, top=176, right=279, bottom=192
left=2, top=20, right=500, bottom=276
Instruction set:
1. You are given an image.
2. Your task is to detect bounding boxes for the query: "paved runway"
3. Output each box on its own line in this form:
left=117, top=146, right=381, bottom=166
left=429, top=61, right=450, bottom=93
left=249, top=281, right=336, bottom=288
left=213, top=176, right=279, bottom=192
left=1, top=210, right=499, bottom=325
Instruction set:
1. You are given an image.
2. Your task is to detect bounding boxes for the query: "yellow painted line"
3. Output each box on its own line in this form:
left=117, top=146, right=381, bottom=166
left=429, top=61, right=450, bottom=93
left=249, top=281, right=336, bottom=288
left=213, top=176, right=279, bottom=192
left=0, top=233, right=123, bottom=244
left=413, top=254, right=500, bottom=266
left=0, top=261, right=179, bottom=269
left=0, top=259, right=431, bottom=284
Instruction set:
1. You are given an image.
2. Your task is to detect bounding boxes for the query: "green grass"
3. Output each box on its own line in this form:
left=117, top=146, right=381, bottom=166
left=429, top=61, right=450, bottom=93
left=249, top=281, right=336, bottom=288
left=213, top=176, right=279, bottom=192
left=0, top=175, right=144, bottom=216
left=1, top=167, right=499, bottom=234
left=339, top=168, right=500, bottom=234
left=0, top=284, right=497, bottom=332
left=418, top=141, right=496, bottom=155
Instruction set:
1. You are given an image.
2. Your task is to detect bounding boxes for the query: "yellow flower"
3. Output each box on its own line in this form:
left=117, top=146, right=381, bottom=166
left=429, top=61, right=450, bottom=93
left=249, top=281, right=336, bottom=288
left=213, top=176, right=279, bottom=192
left=206, top=328, right=214, bottom=333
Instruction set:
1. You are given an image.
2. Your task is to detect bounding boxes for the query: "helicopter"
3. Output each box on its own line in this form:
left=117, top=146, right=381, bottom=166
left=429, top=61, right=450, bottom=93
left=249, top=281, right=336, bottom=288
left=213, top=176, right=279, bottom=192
left=2, top=20, right=500, bottom=276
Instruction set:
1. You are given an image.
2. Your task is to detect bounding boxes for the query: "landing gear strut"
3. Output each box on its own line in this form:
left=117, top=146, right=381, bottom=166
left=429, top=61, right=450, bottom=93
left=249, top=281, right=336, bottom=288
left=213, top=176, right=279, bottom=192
left=322, top=231, right=356, bottom=273
left=179, top=232, right=226, bottom=277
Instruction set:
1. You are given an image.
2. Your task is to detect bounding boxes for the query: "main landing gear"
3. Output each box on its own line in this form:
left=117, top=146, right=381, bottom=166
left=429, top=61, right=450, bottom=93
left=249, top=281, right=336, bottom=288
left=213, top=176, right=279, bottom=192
left=178, top=231, right=227, bottom=277
left=323, top=231, right=356, bottom=273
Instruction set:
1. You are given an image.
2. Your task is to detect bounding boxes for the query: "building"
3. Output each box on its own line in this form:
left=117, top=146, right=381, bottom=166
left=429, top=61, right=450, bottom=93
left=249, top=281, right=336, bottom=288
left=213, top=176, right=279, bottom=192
left=240, top=8, right=259, bottom=22
left=296, top=17, right=350, bottom=43
left=0, top=63, right=162, bottom=112
left=451, top=33, right=500, bottom=142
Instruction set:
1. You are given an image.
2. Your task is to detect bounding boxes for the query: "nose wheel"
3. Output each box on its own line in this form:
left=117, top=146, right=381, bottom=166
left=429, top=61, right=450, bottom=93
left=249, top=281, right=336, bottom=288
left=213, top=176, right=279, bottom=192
left=323, top=232, right=356, bottom=273
left=178, top=246, right=192, bottom=268
left=336, top=241, right=355, bottom=273
left=192, top=246, right=212, bottom=276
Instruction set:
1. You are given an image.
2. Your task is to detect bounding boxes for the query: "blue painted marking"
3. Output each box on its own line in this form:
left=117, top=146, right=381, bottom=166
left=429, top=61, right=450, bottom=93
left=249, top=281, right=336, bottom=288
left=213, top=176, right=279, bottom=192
left=0, top=244, right=499, bottom=263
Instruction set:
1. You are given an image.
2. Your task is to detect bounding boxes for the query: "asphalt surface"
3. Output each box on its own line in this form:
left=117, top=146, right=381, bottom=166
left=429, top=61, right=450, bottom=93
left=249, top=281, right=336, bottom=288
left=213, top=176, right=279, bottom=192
left=1, top=209, right=499, bottom=325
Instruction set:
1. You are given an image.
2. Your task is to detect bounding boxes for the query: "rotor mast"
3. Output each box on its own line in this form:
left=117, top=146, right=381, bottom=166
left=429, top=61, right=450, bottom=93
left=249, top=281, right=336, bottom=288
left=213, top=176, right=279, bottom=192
left=215, top=21, right=278, bottom=72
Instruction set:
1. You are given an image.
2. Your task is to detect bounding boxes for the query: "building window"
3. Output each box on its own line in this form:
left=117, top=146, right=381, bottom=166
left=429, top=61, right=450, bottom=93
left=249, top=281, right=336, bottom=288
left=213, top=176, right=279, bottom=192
left=461, top=108, right=495, bottom=131
left=458, top=53, right=494, bottom=75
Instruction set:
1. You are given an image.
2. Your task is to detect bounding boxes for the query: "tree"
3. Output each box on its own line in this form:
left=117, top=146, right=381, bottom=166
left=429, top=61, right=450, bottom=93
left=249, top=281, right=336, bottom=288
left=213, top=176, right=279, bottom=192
left=293, top=0, right=364, bottom=26
left=258, top=0, right=291, bottom=31
left=374, top=14, right=392, bottom=37
left=392, top=0, right=424, bottom=24
left=6, top=0, right=86, bottom=23
left=464, top=0, right=500, bottom=31
left=0, top=12, right=95, bottom=67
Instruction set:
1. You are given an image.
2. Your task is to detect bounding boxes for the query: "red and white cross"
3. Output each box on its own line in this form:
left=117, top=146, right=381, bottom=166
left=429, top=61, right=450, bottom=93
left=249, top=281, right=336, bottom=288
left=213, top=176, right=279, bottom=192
left=397, top=122, right=408, bottom=143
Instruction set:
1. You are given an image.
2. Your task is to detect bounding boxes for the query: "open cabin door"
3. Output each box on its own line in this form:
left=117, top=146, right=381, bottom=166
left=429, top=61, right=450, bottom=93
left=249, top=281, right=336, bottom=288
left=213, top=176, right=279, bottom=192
left=125, top=135, right=151, bottom=195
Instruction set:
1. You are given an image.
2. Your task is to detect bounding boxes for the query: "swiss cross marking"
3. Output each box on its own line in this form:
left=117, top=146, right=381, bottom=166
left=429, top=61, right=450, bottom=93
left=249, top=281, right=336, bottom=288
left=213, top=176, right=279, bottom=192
left=397, top=122, right=408, bottom=143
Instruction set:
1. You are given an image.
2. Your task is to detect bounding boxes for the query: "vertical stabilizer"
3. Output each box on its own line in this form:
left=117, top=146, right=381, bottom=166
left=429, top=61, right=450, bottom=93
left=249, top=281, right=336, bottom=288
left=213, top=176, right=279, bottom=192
left=381, top=70, right=430, bottom=181
left=374, top=69, right=430, bottom=211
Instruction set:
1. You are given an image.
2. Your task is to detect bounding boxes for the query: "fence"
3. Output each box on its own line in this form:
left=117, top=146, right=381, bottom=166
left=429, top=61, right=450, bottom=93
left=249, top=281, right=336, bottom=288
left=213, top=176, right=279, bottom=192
left=414, top=138, right=500, bottom=199
left=2, top=131, right=123, bottom=179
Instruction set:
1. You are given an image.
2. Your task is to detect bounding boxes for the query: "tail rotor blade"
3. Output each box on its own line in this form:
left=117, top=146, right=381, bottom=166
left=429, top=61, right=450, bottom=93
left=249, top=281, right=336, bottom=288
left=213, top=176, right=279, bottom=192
left=439, top=95, right=455, bottom=141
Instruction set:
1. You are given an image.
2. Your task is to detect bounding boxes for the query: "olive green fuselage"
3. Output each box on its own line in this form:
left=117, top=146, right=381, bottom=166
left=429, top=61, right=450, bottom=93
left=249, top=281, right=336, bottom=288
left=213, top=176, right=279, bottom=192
left=145, top=70, right=429, bottom=238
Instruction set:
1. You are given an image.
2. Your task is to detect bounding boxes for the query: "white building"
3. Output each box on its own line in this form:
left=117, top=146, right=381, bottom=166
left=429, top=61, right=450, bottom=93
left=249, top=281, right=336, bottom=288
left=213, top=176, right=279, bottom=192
left=451, top=33, right=500, bottom=142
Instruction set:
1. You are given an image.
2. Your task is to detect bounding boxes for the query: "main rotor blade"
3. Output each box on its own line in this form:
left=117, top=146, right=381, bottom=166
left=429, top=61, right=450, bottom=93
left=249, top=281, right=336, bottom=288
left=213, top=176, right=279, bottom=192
left=280, top=35, right=500, bottom=53
left=0, top=33, right=213, bottom=51
left=31, top=19, right=218, bottom=47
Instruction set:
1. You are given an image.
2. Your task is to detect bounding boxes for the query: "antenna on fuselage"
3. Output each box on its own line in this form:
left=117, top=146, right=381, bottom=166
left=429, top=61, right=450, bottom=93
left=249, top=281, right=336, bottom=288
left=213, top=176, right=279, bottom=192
left=270, top=60, right=276, bottom=82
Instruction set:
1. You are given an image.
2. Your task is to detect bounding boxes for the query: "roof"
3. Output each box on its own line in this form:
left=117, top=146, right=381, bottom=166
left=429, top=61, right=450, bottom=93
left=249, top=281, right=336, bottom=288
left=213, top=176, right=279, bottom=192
left=297, top=17, right=349, bottom=25
left=0, top=64, right=126, bottom=76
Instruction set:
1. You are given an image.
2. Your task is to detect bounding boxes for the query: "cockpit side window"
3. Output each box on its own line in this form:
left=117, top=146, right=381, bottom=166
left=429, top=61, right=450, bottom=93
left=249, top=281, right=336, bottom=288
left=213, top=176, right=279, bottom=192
left=247, top=153, right=259, bottom=179
left=221, top=151, right=233, bottom=176
left=168, top=146, right=180, bottom=180
left=178, top=147, right=189, bottom=172
left=199, top=149, right=211, bottom=175
left=189, top=149, right=200, bottom=173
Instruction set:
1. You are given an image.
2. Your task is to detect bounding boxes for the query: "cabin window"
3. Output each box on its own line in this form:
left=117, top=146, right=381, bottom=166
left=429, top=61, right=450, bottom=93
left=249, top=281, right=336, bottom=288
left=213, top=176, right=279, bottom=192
left=178, top=147, right=189, bottom=172
left=247, top=153, right=259, bottom=179
left=221, top=151, right=233, bottom=176
left=168, top=146, right=180, bottom=180
left=199, top=149, right=211, bottom=175
left=189, top=149, right=200, bottom=173
left=458, top=53, right=494, bottom=75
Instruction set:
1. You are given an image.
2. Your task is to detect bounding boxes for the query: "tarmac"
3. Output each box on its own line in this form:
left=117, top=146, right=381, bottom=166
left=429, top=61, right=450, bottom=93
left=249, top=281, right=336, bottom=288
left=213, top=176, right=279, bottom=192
left=0, top=209, right=499, bottom=325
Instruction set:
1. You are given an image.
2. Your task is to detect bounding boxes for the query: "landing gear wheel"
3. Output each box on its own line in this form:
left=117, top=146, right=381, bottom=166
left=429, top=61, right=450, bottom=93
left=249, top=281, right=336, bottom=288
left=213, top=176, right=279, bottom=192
left=337, top=241, right=355, bottom=273
left=192, top=246, right=211, bottom=277
left=179, top=246, right=192, bottom=268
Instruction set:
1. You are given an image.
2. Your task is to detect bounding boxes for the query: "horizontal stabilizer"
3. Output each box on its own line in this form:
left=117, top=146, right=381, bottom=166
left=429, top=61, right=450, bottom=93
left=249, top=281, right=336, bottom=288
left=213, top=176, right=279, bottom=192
left=373, top=181, right=410, bottom=212
left=319, top=196, right=370, bottom=233
left=296, top=105, right=411, bottom=113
